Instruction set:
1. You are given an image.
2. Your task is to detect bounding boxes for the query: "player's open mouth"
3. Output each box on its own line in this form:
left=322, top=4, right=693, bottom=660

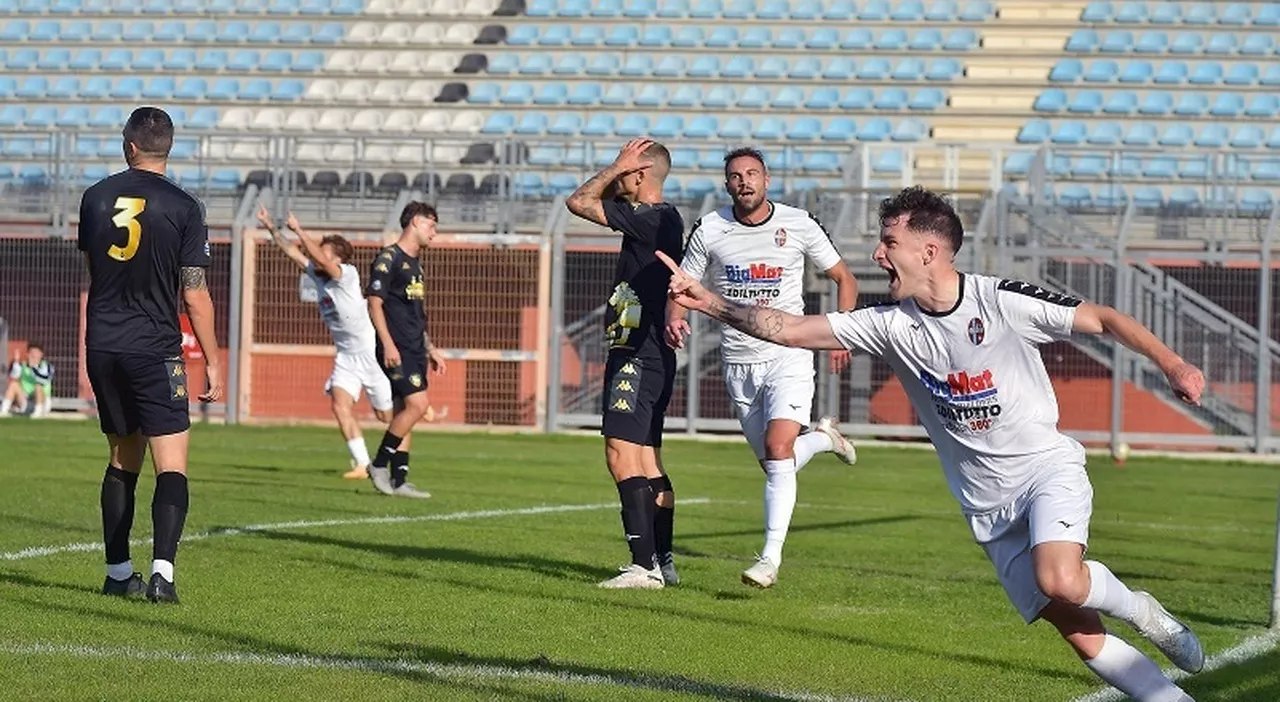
left=884, top=267, right=899, bottom=287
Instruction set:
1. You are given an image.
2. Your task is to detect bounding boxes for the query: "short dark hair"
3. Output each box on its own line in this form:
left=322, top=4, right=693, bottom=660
left=399, top=201, right=438, bottom=230
left=643, top=141, right=671, bottom=173
left=878, top=186, right=964, bottom=253
left=122, top=107, right=174, bottom=158
left=723, top=147, right=767, bottom=177
left=27, top=343, right=43, bottom=353
left=320, top=235, right=354, bottom=262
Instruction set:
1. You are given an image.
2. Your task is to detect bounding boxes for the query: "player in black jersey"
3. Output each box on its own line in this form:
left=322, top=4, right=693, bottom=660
left=79, top=107, right=222, bottom=604
left=567, top=139, right=685, bottom=589
left=365, top=201, right=446, bottom=499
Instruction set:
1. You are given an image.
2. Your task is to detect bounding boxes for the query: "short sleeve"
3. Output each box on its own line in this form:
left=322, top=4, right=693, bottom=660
left=825, top=307, right=892, bottom=355
left=800, top=214, right=842, bottom=272
left=8, top=362, right=20, bottom=380
left=339, top=264, right=362, bottom=293
left=680, top=222, right=710, bottom=281
left=179, top=201, right=211, bottom=268
left=996, top=279, right=1080, bottom=344
left=367, top=250, right=394, bottom=299
left=602, top=197, right=657, bottom=243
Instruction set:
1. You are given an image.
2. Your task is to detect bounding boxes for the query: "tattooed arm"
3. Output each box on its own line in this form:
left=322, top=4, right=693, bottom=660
left=180, top=266, right=224, bottom=402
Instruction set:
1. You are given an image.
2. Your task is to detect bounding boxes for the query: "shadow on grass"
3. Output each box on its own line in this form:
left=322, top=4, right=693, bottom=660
left=1177, top=609, right=1270, bottom=630
left=1183, top=647, right=1280, bottom=702
left=0, top=571, right=99, bottom=596
left=250, top=529, right=615, bottom=583
left=677, top=515, right=920, bottom=542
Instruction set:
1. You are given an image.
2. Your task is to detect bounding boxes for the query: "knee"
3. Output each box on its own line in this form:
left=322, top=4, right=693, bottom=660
left=373, top=409, right=391, bottom=423
left=331, top=400, right=353, bottom=419
left=651, top=475, right=674, bottom=507
left=762, top=439, right=795, bottom=461
left=1036, top=562, right=1090, bottom=605
left=404, top=393, right=431, bottom=417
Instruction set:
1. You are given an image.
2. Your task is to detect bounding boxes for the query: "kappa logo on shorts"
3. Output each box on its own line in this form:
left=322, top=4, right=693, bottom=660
left=375, top=263, right=389, bottom=273
left=615, top=379, right=634, bottom=392
left=174, top=385, right=187, bottom=399
left=611, top=398, right=632, bottom=412
left=172, top=365, right=184, bottom=377
left=619, top=362, right=638, bottom=376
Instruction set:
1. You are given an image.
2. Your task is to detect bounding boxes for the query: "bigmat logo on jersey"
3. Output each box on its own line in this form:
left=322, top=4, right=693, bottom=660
left=723, top=263, right=784, bottom=302
left=920, top=368, right=1002, bottom=433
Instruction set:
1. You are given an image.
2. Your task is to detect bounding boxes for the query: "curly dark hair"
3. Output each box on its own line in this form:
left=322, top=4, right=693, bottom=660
left=878, top=186, right=964, bottom=253
left=320, top=235, right=354, bottom=262
left=723, top=147, right=767, bottom=176
left=399, top=201, right=438, bottom=230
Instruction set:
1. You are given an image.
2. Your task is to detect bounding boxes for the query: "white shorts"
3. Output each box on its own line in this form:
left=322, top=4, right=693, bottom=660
left=723, top=348, right=815, bottom=460
left=968, top=466, right=1094, bottom=623
left=325, top=350, right=393, bottom=412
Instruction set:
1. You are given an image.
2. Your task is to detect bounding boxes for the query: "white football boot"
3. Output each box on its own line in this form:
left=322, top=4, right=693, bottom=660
left=598, top=564, right=664, bottom=589
left=1129, top=591, right=1205, bottom=673
left=815, top=416, right=857, bottom=465
left=741, top=556, right=779, bottom=589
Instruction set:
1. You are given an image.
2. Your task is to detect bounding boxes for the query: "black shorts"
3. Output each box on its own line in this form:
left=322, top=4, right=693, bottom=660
left=600, top=348, right=675, bottom=447
left=378, top=345, right=428, bottom=400
left=86, top=352, right=191, bottom=437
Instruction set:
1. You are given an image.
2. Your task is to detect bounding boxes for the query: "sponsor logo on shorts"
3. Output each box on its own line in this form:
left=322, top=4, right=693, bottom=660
left=920, top=368, right=1002, bottom=435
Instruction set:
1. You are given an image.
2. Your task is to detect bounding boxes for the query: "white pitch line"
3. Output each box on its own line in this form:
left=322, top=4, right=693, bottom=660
left=0, top=641, right=879, bottom=702
left=0, top=499, right=711, bottom=562
left=1068, top=629, right=1280, bottom=702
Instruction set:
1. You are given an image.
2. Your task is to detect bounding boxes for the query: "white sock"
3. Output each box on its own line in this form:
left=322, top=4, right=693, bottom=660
left=761, top=458, right=798, bottom=565
left=1085, top=634, right=1188, bottom=702
left=106, top=560, right=133, bottom=581
left=347, top=437, right=371, bottom=467
left=1083, top=560, right=1142, bottom=623
left=794, top=431, right=834, bottom=469
left=152, top=559, right=175, bottom=583
left=0, top=398, right=10, bottom=413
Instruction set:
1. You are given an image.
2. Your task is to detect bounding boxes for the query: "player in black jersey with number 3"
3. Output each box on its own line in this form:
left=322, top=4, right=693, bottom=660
left=79, top=107, right=222, bottom=604
left=567, top=139, right=685, bottom=589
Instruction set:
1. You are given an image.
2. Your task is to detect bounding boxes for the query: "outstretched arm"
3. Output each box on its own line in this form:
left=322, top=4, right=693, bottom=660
left=657, top=251, right=844, bottom=351
left=565, top=139, right=655, bottom=227
left=1072, top=302, right=1205, bottom=405
left=286, top=212, right=342, bottom=280
left=256, top=205, right=309, bottom=270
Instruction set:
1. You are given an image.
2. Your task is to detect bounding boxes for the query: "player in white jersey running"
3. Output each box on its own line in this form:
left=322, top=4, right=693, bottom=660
left=666, top=148, right=860, bottom=589
left=257, top=206, right=392, bottom=480
left=658, top=186, right=1205, bottom=702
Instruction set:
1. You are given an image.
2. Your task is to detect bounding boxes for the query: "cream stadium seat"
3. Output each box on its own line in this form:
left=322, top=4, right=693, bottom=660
left=391, top=143, right=427, bottom=163
left=337, top=81, right=372, bottom=101
left=412, top=23, right=444, bottom=43
left=284, top=109, right=318, bottom=131
left=390, top=52, right=422, bottom=72
left=370, top=80, right=407, bottom=102
left=304, top=78, right=340, bottom=102
left=382, top=110, right=417, bottom=133
left=347, top=22, right=380, bottom=44
left=429, top=0, right=464, bottom=16
left=220, top=107, right=254, bottom=130
left=450, top=111, right=483, bottom=133
left=366, top=0, right=398, bottom=15
left=401, top=80, right=440, bottom=104
left=362, top=143, right=397, bottom=162
left=422, top=52, right=458, bottom=74
left=230, top=140, right=267, bottom=161
left=357, top=52, right=392, bottom=72
left=415, top=111, right=450, bottom=133
left=443, top=23, right=478, bottom=44
left=250, top=108, right=286, bottom=131
left=316, top=108, right=353, bottom=131
left=326, top=142, right=356, bottom=162
left=432, top=145, right=465, bottom=163
left=325, top=51, right=360, bottom=73
left=379, top=22, right=412, bottom=44
left=294, top=140, right=328, bottom=163
left=349, top=109, right=385, bottom=132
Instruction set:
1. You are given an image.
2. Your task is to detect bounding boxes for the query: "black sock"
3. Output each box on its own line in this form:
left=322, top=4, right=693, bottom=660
left=616, top=476, right=657, bottom=569
left=151, top=472, right=189, bottom=571
left=649, top=475, right=674, bottom=563
left=372, top=431, right=402, bottom=469
left=391, top=451, right=409, bottom=488
left=101, top=466, right=139, bottom=570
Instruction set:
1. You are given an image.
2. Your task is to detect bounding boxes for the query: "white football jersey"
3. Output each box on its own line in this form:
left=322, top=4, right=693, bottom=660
left=682, top=202, right=843, bottom=364
left=307, top=262, right=376, bottom=354
left=826, top=274, right=1087, bottom=513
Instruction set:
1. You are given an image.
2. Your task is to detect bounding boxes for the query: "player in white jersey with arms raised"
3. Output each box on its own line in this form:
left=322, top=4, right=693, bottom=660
left=666, top=148, right=860, bottom=588
left=257, top=206, right=392, bottom=480
left=660, top=186, right=1204, bottom=701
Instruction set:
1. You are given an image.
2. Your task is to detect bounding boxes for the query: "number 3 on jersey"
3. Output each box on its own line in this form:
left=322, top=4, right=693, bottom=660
left=109, top=197, right=145, bottom=261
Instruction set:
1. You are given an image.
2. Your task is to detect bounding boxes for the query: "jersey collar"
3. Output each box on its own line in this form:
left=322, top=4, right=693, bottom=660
left=731, top=201, right=775, bottom=228
left=918, top=273, right=966, bottom=318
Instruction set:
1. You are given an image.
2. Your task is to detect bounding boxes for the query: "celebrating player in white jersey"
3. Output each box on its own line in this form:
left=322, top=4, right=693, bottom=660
left=659, top=186, right=1205, bottom=702
left=257, top=206, right=392, bottom=480
left=666, top=148, right=861, bottom=589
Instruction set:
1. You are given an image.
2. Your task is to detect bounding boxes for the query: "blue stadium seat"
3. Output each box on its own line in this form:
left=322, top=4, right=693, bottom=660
left=110, top=76, right=143, bottom=100
left=785, top=117, right=820, bottom=141
left=506, top=25, right=538, bottom=45
left=1102, top=92, right=1136, bottom=114
left=1173, top=92, right=1207, bottom=116
left=538, top=25, right=571, bottom=46
left=1153, top=62, right=1188, bottom=84
left=29, top=20, right=59, bottom=41
left=668, top=84, right=699, bottom=106
left=547, top=114, right=582, bottom=136
left=752, top=116, right=785, bottom=140
left=552, top=54, right=585, bottom=75
left=69, top=48, right=100, bottom=70
left=671, top=25, right=703, bottom=46
left=1189, top=63, right=1223, bottom=85
left=1142, top=2, right=1176, bottom=23
left=1002, top=152, right=1033, bottom=176
left=924, top=0, right=957, bottom=20
left=1204, top=33, right=1237, bottom=54
left=270, top=79, right=303, bottom=101
left=597, top=83, right=631, bottom=106
left=1262, top=64, right=1280, bottom=86
left=604, top=25, right=637, bottom=46
left=499, top=82, right=534, bottom=104
left=1056, top=186, right=1092, bottom=208
left=565, top=83, right=599, bottom=105
left=722, top=0, right=752, bottom=19
left=1167, top=188, right=1199, bottom=208
left=132, top=47, right=165, bottom=71
left=683, top=115, right=717, bottom=138
left=15, top=77, right=47, bottom=99
left=217, top=21, right=251, bottom=43
left=1088, top=122, right=1122, bottom=144
left=625, top=0, right=656, bottom=17
left=1133, top=31, right=1167, bottom=53
left=520, top=53, right=553, bottom=74
left=747, top=55, right=784, bottom=78
left=204, top=77, right=236, bottom=100
left=187, top=107, right=218, bottom=130
left=689, top=0, right=721, bottom=18
left=1122, top=122, right=1157, bottom=145
left=525, top=0, right=553, bottom=15
left=823, top=57, right=856, bottom=80
left=267, top=0, right=300, bottom=14
left=874, top=87, right=909, bottom=110
left=649, top=114, right=682, bottom=138
left=1068, top=91, right=1103, bottom=114
left=1257, top=159, right=1280, bottom=179
left=1051, top=121, right=1086, bottom=144
left=142, top=76, right=175, bottom=99
left=958, top=0, right=992, bottom=21
left=770, top=85, right=803, bottom=109
left=155, top=20, right=186, bottom=41
left=74, top=136, right=101, bottom=159
left=688, top=55, right=719, bottom=78
left=633, top=84, right=667, bottom=106
left=721, top=56, right=753, bottom=78
left=774, top=27, right=805, bottom=49
left=892, top=58, right=926, bottom=81
left=174, top=77, right=208, bottom=100
left=1094, top=184, right=1127, bottom=208
left=1256, top=3, right=1280, bottom=25
left=1085, top=61, right=1119, bottom=83
left=824, top=0, right=855, bottom=19
left=638, top=25, right=671, bottom=46
left=571, top=25, right=604, bottom=46
left=587, top=54, right=620, bottom=75
left=25, top=105, right=57, bottom=128
left=480, top=112, right=514, bottom=135
left=1240, top=190, right=1273, bottom=212
left=1050, top=59, right=1084, bottom=82
left=857, top=57, right=891, bottom=80
left=859, top=0, right=890, bottom=20
left=164, top=48, right=197, bottom=71
left=1225, top=64, right=1258, bottom=86
left=751, top=0, right=782, bottom=18
left=943, top=28, right=978, bottom=51
left=802, top=86, right=836, bottom=109
left=891, top=120, right=927, bottom=141
left=1210, top=93, right=1244, bottom=117
left=62, top=19, right=90, bottom=41
left=250, top=21, right=282, bottom=43
left=1195, top=124, right=1229, bottom=148
left=592, top=0, right=622, bottom=16
left=1016, top=120, right=1050, bottom=143
left=1239, top=33, right=1274, bottom=55
left=805, top=27, right=838, bottom=50
left=79, top=76, right=111, bottom=99
left=1034, top=89, right=1067, bottom=112
left=836, top=86, right=871, bottom=109
left=51, top=0, right=80, bottom=13
left=240, top=78, right=271, bottom=100
left=0, top=76, right=13, bottom=99
left=0, top=105, right=25, bottom=128
left=279, top=24, right=312, bottom=43
left=1158, top=123, right=1193, bottom=147
left=858, top=118, right=892, bottom=141
left=37, top=47, right=69, bottom=70
left=513, top=113, right=547, bottom=135
left=1182, top=2, right=1213, bottom=25
left=169, top=137, right=198, bottom=161
left=47, top=76, right=77, bottom=98
left=841, top=28, right=873, bottom=50
left=737, top=26, right=770, bottom=47
left=1246, top=94, right=1279, bottom=117
left=892, top=0, right=924, bottom=20
left=1100, top=31, right=1133, bottom=53
left=1168, top=32, right=1202, bottom=54
left=821, top=117, right=857, bottom=141
left=652, top=55, right=683, bottom=77
left=1072, top=155, right=1107, bottom=177
left=1108, top=1, right=1141, bottom=22
left=311, top=23, right=343, bottom=44
left=197, top=49, right=229, bottom=71
left=705, top=26, right=737, bottom=47
left=719, top=116, right=751, bottom=139
left=0, top=20, right=28, bottom=42
left=876, top=28, right=909, bottom=51
left=292, top=50, right=323, bottom=72
left=925, top=58, right=962, bottom=80
left=1131, top=187, right=1163, bottom=208
left=6, top=48, right=37, bottom=69
left=1138, top=92, right=1172, bottom=114
left=1117, top=61, right=1153, bottom=83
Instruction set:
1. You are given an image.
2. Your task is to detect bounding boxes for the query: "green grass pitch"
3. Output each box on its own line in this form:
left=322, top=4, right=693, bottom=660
left=1, top=420, right=1278, bottom=701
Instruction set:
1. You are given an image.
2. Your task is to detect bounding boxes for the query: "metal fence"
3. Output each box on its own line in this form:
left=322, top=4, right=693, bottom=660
left=1, top=186, right=1277, bottom=453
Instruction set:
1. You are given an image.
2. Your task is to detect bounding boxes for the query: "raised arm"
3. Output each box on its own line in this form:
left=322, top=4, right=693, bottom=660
left=565, top=139, right=655, bottom=227
left=657, top=251, right=844, bottom=350
left=1072, top=302, right=1205, bottom=405
left=256, top=205, right=309, bottom=270
left=286, top=212, right=342, bottom=280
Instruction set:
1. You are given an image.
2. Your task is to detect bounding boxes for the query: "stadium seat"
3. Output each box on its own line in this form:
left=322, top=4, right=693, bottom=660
left=580, top=114, right=614, bottom=137
left=311, top=23, right=343, bottom=44
left=858, top=118, right=892, bottom=141
left=208, top=78, right=240, bottom=100
left=1016, top=120, right=1049, bottom=144
left=37, top=48, right=69, bottom=70
left=15, top=77, right=47, bottom=99
left=1050, top=60, right=1084, bottom=83
left=839, top=87, right=874, bottom=110
left=79, top=76, right=111, bottom=99
left=61, top=20, right=90, bottom=41
left=1138, top=92, right=1172, bottom=115
left=25, top=105, right=57, bottom=128
left=1173, top=92, right=1207, bottom=116
left=1133, top=31, right=1167, bottom=54
left=1122, top=122, right=1157, bottom=146
left=538, top=25, right=571, bottom=46
left=876, top=28, right=909, bottom=51
left=228, top=49, right=259, bottom=71
left=69, top=48, right=101, bottom=71
left=1228, top=125, right=1264, bottom=149
left=1158, top=123, right=1194, bottom=147
left=738, top=85, right=770, bottom=108
left=1034, top=89, right=1067, bottom=112
left=260, top=50, right=291, bottom=72
left=821, top=117, right=856, bottom=141
left=240, top=79, right=271, bottom=100
left=196, top=50, right=230, bottom=71
left=755, top=56, right=787, bottom=78
left=1225, top=64, right=1258, bottom=86
left=499, top=82, right=534, bottom=104
left=566, top=82, right=602, bottom=105
left=706, top=26, right=737, bottom=48
left=774, top=27, right=806, bottom=49
left=1068, top=91, right=1103, bottom=114
left=1195, top=124, right=1229, bottom=148
left=857, top=57, right=892, bottom=80
left=1210, top=93, right=1244, bottom=117
left=823, top=57, right=856, bottom=81
left=721, top=56, right=753, bottom=78
left=1072, top=155, right=1107, bottom=177
left=944, top=28, right=979, bottom=51
left=805, top=27, right=838, bottom=50
left=1245, top=93, right=1279, bottom=117
left=756, top=118, right=793, bottom=141
left=671, top=26, right=703, bottom=46
left=600, top=83, right=633, bottom=106
left=668, top=85, right=698, bottom=106
left=1102, top=92, right=1136, bottom=114
left=840, top=27, right=873, bottom=50
left=587, top=54, right=620, bottom=75
left=683, top=115, right=717, bottom=138
left=1239, top=189, right=1273, bottom=212
left=1154, top=62, right=1188, bottom=84
left=801, top=86, right=835, bottom=109
left=1051, top=122, right=1086, bottom=145
left=1256, top=3, right=1280, bottom=25
left=4, top=48, right=35, bottom=70
left=1189, top=63, right=1223, bottom=85
left=926, top=58, right=962, bottom=81
left=1100, top=31, right=1133, bottom=53
left=1087, top=122, right=1122, bottom=145
left=786, top=117, right=821, bottom=141
left=719, top=116, right=751, bottom=139
left=891, top=120, right=927, bottom=141
left=520, top=53, right=553, bottom=75
left=142, top=76, right=175, bottom=100
left=958, top=0, right=992, bottom=21
left=160, top=48, right=196, bottom=71
left=771, top=85, right=804, bottom=109
left=29, top=20, right=59, bottom=42
left=1168, top=32, right=1202, bottom=54
left=624, top=0, right=656, bottom=16
left=688, top=55, right=719, bottom=77
left=875, top=87, right=910, bottom=110
left=689, top=0, right=721, bottom=18
left=572, top=25, right=605, bottom=46
left=1263, top=64, right=1280, bottom=86
left=47, top=76, right=78, bottom=99
left=1117, top=61, right=1153, bottom=83
left=891, top=59, right=925, bottom=81
left=110, top=77, right=143, bottom=100
left=650, top=114, right=683, bottom=138
left=1081, top=61, right=1116, bottom=83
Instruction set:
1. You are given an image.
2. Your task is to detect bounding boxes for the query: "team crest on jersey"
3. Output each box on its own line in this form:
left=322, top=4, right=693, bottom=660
left=967, top=317, right=985, bottom=345
left=774, top=228, right=787, bottom=247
